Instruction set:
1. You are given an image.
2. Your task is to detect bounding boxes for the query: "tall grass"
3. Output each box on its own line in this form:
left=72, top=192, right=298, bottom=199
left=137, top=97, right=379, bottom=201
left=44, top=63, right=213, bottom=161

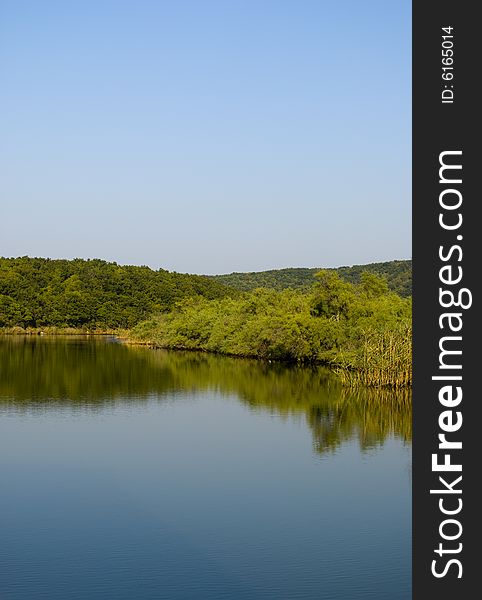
left=335, top=323, right=412, bottom=387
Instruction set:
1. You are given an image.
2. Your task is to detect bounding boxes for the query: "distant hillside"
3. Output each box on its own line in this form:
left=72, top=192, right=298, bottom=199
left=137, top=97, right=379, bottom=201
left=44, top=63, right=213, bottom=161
left=211, top=260, right=412, bottom=297
left=0, top=257, right=235, bottom=329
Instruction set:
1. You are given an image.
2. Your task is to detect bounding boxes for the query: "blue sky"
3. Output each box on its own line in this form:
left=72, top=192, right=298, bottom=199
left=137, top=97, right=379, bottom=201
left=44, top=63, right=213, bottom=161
left=1, top=1, right=411, bottom=274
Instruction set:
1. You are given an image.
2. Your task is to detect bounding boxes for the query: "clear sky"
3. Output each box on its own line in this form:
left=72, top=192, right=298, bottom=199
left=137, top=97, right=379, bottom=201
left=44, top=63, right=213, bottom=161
left=1, top=0, right=411, bottom=275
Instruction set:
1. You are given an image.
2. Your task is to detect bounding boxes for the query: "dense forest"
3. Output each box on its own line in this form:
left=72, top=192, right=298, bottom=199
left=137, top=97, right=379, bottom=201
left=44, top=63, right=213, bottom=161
left=211, top=260, right=412, bottom=297
left=0, top=257, right=234, bottom=329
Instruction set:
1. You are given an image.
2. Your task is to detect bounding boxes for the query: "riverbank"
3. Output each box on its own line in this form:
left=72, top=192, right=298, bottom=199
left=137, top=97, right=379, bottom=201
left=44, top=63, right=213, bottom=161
left=126, top=282, right=412, bottom=388
left=2, top=325, right=412, bottom=389
left=0, top=326, right=119, bottom=336
left=124, top=332, right=412, bottom=388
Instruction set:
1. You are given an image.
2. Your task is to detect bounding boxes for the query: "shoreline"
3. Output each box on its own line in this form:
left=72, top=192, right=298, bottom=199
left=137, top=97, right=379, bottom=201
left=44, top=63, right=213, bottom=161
left=1, top=327, right=412, bottom=389
left=0, top=327, right=120, bottom=336
left=121, top=335, right=412, bottom=389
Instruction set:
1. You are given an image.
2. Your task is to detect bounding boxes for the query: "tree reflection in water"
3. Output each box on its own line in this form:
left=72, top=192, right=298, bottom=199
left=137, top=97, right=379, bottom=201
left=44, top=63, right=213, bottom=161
left=0, top=335, right=411, bottom=454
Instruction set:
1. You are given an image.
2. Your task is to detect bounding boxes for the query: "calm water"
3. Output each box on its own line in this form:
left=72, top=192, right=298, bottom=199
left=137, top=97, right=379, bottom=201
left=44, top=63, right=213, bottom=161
left=0, top=336, right=411, bottom=600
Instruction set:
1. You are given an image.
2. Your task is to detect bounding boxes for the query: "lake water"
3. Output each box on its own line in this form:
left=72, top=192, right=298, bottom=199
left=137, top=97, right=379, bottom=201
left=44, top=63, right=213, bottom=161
left=0, top=336, right=411, bottom=599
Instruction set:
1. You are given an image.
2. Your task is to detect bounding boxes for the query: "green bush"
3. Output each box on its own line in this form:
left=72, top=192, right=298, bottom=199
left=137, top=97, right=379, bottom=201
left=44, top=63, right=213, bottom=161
left=130, top=273, right=412, bottom=386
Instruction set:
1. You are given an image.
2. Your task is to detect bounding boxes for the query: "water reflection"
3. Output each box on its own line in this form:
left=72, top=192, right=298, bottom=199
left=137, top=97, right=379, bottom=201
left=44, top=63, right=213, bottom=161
left=0, top=335, right=411, bottom=455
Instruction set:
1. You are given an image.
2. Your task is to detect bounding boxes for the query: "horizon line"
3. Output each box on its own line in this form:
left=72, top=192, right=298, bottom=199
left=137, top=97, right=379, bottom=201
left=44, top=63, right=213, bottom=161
left=1, top=254, right=413, bottom=277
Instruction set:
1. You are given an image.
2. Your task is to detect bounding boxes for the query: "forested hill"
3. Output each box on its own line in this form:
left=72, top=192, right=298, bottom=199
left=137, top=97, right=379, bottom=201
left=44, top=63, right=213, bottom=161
left=0, top=257, right=411, bottom=331
left=0, top=257, right=235, bottom=329
left=211, top=260, right=412, bottom=297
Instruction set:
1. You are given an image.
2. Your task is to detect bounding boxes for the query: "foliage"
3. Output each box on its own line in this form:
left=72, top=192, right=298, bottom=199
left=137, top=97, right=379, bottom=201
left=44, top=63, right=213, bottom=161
left=130, top=271, right=412, bottom=386
left=211, top=260, right=412, bottom=297
left=0, top=256, right=235, bottom=329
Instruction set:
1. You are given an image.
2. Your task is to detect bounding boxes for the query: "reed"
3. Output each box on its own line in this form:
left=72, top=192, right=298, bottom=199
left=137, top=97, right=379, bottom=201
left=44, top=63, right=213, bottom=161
left=335, top=323, right=412, bottom=387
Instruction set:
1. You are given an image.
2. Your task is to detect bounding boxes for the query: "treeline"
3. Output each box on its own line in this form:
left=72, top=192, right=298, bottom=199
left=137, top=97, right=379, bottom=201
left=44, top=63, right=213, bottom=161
left=0, top=257, right=234, bottom=329
left=130, top=270, right=412, bottom=387
left=211, top=260, right=412, bottom=297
